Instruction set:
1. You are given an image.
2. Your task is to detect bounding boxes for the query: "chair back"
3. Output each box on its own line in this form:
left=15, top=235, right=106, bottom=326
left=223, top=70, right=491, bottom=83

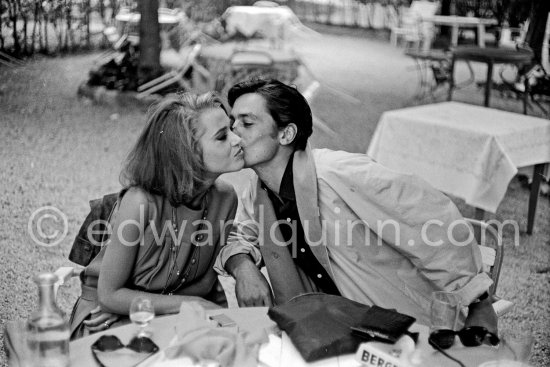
left=465, top=218, right=503, bottom=297
left=228, top=50, right=275, bottom=67
left=408, top=0, right=440, bottom=20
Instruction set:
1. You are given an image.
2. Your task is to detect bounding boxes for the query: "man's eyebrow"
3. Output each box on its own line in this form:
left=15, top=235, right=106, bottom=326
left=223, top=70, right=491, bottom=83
left=231, top=112, right=257, bottom=120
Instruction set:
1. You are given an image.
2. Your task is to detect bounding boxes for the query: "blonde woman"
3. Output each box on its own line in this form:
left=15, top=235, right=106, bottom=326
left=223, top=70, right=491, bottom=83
left=70, top=92, right=244, bottom=339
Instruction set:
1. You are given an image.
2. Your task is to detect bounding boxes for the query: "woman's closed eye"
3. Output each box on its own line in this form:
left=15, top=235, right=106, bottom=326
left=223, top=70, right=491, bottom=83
left=214, top=127, right=228, bottom=141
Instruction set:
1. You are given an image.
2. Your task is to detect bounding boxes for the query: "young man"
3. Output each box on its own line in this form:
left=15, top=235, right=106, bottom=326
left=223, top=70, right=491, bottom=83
left=214, top=79, right=496, bottom=330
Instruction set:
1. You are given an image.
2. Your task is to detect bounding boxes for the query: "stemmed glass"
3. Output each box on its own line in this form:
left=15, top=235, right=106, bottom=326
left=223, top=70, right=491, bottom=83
left=129, top=296, right=155, bottom=337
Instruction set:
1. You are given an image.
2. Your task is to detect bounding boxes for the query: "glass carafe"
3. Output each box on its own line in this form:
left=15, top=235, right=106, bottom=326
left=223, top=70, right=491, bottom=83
left=26, top=273, right=70, bottom=367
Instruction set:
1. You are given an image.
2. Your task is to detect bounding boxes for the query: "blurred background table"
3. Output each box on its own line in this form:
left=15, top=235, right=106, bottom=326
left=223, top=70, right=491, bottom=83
left=448, top=46, right=534, bottom=108
left=194, top=42, right=300, bottom=94
left=424, top=15, right=498, bottom=48
left=222, top=5, right=302, bottom=45
left=367, top=102, right=550, bottom=234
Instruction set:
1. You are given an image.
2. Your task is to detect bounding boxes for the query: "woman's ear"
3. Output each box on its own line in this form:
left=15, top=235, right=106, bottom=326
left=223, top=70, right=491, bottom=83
left=279, top=123, right=297, bottom=146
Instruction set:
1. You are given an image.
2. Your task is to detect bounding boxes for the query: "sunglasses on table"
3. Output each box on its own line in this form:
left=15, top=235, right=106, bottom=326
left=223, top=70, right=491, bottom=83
left=91, top=335, right=159, bottom=367
left=429, top=326, right=500, bottom=350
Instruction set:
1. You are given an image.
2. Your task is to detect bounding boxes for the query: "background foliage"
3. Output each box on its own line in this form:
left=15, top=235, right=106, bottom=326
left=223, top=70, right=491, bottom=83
left=0, top=0, right=536, bottom=57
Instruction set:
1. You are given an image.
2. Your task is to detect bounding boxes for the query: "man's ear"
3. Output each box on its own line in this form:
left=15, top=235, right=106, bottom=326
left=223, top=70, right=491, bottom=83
left=279, top=123, right=297, bottom=146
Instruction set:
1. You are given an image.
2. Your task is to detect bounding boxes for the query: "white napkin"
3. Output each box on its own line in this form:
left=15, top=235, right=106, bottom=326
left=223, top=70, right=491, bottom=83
left=148, top=302, right=266, bottom=367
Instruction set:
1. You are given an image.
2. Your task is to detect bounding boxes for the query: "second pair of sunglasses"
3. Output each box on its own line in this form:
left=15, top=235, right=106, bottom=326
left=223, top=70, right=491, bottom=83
left=429, top=326, right=500, bottom=350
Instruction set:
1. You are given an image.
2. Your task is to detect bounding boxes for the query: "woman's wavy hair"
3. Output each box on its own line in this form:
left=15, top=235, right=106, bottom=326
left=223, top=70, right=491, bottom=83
left=120, top=92, right=227, bottom=206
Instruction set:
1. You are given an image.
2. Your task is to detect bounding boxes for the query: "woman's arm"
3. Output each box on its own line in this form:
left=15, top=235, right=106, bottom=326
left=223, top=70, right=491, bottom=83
left=97, top=188, right=219, bottom=315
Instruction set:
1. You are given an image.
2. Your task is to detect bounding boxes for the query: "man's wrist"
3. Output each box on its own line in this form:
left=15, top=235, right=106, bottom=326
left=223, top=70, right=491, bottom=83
left=225, top=254, right=257, bottom=277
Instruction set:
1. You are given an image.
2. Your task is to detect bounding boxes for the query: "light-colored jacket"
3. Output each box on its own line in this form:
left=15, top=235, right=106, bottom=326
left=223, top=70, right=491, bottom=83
left=214, top=147, right=492, bottom=324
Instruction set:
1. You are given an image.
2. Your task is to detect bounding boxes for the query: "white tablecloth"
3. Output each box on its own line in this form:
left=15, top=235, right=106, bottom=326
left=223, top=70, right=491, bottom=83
left=367, top=102, right=550, bottom=212
left=223, top=6, right=301, bottom=38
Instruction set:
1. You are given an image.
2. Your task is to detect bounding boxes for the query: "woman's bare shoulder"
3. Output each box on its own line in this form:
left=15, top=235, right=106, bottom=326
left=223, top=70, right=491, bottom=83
left=118, top=187, right=155, bottom=214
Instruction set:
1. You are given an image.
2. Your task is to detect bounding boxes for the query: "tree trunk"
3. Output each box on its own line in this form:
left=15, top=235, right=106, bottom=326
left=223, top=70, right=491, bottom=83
left=99, top=0, right=104, bottom=22
left=525, top=1, right=550, bottom=64
left=8, top=0, right=20, bottom=55
left=23, top=16, right=28, bottom=54
left=0, top=2, right=4, bottom=51
left=14, top=0, right=28, bottom=54
left=65, top=0, right=73, bottom=50
left=440, top=0, right=452, bottom=37
left=31, top=1, right=40, bottom=54
left=44, top=13, right=49, bottom=54
left=138, top=0, right=162, bottom=85
left=110, top=0, right=118, bottom=22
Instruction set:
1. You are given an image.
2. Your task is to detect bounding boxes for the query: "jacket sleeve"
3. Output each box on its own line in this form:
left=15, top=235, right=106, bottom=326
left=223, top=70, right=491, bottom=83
left=213, top=183, right=263, bottom=276
left=319, top=150, right=492, bottom=305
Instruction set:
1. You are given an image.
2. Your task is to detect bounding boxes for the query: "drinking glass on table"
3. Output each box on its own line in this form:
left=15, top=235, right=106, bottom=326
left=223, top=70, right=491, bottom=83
left=429, top=291, right=463, bottom=348
left=129, top=296, right=155, bottom=337
left=479, top=328, right=535, bottom=367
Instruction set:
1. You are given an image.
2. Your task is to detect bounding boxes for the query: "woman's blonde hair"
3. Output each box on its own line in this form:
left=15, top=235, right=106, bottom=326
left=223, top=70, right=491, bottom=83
left=121, top=92, right=227, bottom=206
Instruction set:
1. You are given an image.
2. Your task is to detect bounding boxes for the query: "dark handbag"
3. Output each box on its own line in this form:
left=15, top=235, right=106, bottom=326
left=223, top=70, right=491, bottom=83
left=267, top=293, right=372, bottom=362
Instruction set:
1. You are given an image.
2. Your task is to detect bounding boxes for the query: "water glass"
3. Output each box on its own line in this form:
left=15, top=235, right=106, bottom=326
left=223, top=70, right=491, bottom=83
left=477, top=328, right=535, bottom=367
left=430, top=291, right=462, bottom=333
left=129, top=296, right=155, bottom=337
left=497, top=329, right=534, bottom=363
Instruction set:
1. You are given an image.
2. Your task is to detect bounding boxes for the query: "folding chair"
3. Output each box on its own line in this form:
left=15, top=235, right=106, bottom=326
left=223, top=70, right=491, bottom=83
left=137, top=44, right=202, bottom=98
left=465, top=218, right=514, bottom=317
left=405, top=49, right=475, bottom=100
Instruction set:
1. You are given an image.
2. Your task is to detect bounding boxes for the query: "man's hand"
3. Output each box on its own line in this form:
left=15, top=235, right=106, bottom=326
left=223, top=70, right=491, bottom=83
left=465, top=296, right=498, bottom=335
left=226, top=254, right=273, bottom=307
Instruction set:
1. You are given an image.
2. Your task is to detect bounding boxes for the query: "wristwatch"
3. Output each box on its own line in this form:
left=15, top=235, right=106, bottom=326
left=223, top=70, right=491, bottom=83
left=471, top=291, right=489, bottom=304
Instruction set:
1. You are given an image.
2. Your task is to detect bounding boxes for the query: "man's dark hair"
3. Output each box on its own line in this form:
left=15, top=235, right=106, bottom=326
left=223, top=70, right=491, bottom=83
left=228, top=78, right=313, bottom=150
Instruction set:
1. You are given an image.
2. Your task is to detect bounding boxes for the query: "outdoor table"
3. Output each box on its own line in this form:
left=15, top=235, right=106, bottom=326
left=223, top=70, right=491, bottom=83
left=4, top=307, right=521, bottom=367
left=113, top=10, right=184, bottom=47
left=222, top=6, right=301, bottom=40
left=195, top=42, right=300, bottom=93
left=114, top=11, right=182, bottom=25
left=423, top=15, right=498, bottom=48
left=367, top=102, right=550, bottom=235
left=447, top=46, right=534, bottom=108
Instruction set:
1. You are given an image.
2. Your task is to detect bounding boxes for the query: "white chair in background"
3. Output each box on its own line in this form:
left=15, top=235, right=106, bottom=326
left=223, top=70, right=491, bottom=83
left=390, top=0, right=440, bottom=49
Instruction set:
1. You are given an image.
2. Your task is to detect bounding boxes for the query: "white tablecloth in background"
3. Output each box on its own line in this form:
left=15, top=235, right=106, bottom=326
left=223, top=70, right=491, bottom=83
left=223, top=6, right=301, bottom=38
left=367, top=102, right=550, bottom=213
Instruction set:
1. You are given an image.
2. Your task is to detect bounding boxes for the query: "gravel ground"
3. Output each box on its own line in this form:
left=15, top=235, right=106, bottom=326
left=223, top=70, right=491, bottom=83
left=1, top=26, right=549, bottom=366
